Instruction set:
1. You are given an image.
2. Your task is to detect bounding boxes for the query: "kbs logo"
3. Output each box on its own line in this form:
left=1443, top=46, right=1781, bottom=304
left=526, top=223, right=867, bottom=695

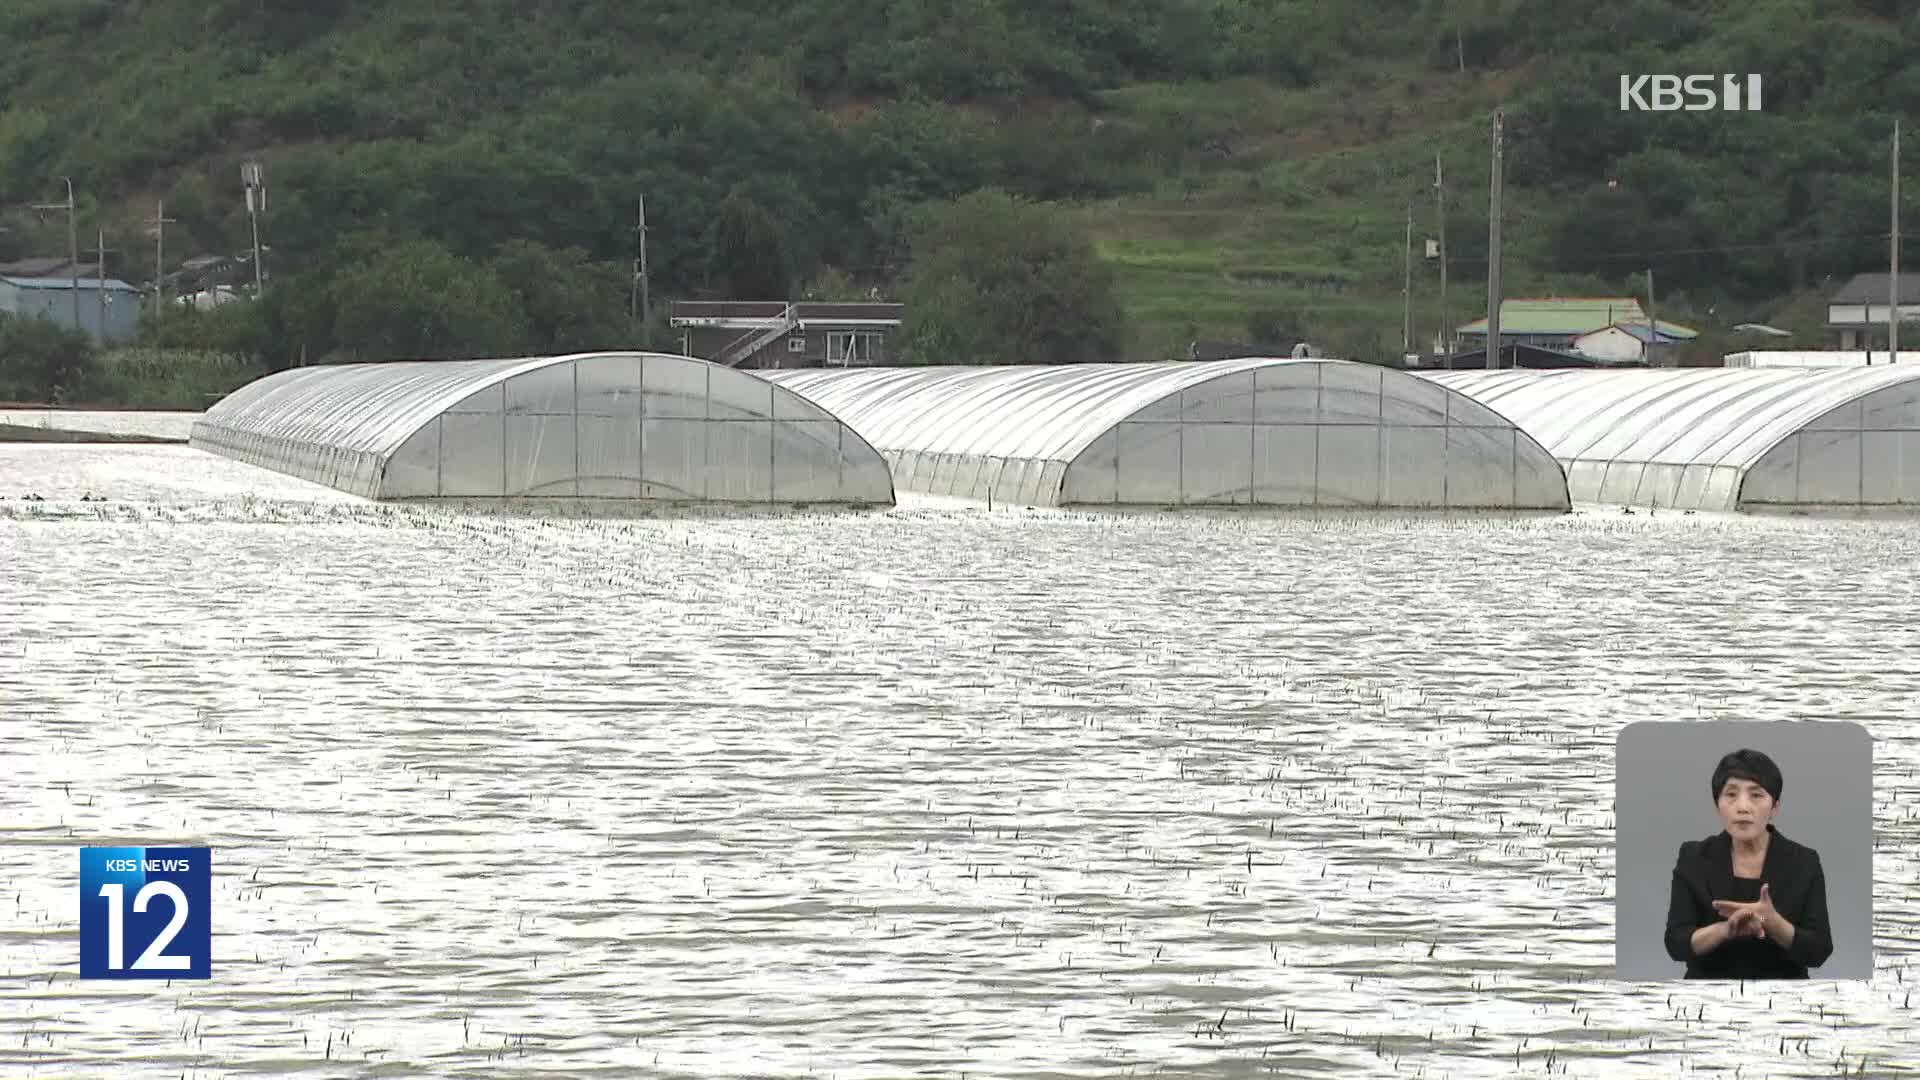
left=1620, top=74, right=1763, bottom=111
left=79, top=846, right=212, bottom=979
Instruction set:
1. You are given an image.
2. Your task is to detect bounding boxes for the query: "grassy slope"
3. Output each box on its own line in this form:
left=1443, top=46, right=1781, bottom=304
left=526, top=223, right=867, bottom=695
left=1083, top=63, right=1844, bottom=359
left=1079, top=66, right=1549, bottom=357
left=0, top=1, right=1877, bottom=365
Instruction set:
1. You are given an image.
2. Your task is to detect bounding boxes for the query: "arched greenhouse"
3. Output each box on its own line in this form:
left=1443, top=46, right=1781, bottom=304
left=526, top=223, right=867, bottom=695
left=190, top=351, right=894, bottom=504
left=762, top=358, right=1569, bottom=510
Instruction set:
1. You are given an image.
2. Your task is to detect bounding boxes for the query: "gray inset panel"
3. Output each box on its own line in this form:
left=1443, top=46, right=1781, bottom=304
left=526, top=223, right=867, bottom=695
left=1383, top=425, right=1448, bottom=507
left=440, top=412, right=506, bottom=496
left=1113, top=421, right=1183, bottom=504
left=1316, top=425, right=1380, bottom=504
left=1179, top=422, right=1254, bottom=504
left=704, top=419, right=775, bottom=502
left=576, top=413, right=643, bottom=497
left=641, top=417, right=708, bottom=499
left=1252, top=424, right=1319, bottom=505
left=505, top=364, right=577, bottom=416
left=506, top=414, right=578, bottom=496
left=643, top=357, right=711, bottom=420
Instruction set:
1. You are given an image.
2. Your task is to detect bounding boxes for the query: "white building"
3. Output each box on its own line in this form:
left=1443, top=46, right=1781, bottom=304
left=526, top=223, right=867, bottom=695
left=1825, top=272, right=1920, bottom=349
left=177, top=285, right=245, bottom=309
left=1570, top=322, right=1682, bottom=365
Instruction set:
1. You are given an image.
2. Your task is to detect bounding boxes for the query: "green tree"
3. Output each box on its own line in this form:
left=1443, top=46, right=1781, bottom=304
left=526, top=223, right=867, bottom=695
left=490, top=240, right=631, bottom=352
left=162, top=171, right=228, bottom=258
left=709, top=190, right=793, bottom=300
left=324, top=238, right=525, bottom=361
left=897, top=190, right=1125, bottom=364
left=0, top=312, right=95, bottom=403
left=801, top=265, right=867, bottom=301
left=138, top=296, right=277, bottom=360
left=0, top=107, right=55, bottom=200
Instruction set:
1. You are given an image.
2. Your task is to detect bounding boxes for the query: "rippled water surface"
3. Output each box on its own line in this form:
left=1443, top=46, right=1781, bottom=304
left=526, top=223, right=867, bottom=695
left=4, top=444, right=1920, bottom=1079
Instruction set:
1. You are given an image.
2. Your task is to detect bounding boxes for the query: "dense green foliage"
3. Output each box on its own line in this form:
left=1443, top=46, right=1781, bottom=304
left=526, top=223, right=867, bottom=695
left=80, top=346, right=267, bottom=409
left=0, top=314, right=94, bottom=403
left=0, top=313, right=266, bottom=406
left=2, top=0, right=1918, bottom=394
left=900, top=192, right=1125, bottom=364
left=711, top=192, right=795, bottom=303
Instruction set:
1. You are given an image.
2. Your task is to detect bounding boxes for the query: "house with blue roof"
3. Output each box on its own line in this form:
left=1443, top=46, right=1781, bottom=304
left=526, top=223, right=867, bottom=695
left=1570, top=320, right=1691, bottom=365
left=0, top=270, right=143, bottom=344
left=1456, top=297, right=1697, bottom=362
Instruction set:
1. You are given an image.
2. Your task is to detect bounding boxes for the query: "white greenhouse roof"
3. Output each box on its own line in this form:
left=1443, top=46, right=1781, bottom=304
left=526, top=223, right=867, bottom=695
left=763, top=359, right=1570, bottom=510
left=191, top=352, right=894, bottom=504
left=1724, top=351, right=1920, bottom=368
left=767, top=358, right=1291, bottom=464
left=1427, top=366, right=1920, bottom=510
left=201, top=355, right=559, bottom=458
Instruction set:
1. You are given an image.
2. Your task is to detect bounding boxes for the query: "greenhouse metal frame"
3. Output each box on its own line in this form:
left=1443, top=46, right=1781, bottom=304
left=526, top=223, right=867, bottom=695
left=1428, top=366, right=1920, bottom=511
left=762, top=358, right=1570, bottom=510
left=190, top=351, right=895, bottom=504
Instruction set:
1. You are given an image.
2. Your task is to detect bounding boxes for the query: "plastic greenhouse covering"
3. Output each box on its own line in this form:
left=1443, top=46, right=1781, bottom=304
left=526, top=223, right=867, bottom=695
left=1428, top=366, right=1920, bottom=511
left=761, top=358, right=1569, bottom=509
left=191, top=352, right=894, bottom=504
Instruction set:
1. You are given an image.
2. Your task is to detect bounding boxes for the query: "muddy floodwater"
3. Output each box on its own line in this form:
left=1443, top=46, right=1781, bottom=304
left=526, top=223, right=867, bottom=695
left=4, top=444, right=1919, bottom=1078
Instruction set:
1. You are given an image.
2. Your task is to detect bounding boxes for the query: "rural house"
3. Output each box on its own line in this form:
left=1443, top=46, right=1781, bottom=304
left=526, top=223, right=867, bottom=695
left=1456, top=297, right=1696, bottom=359
left=670, top=301, right=904, bottom=369
left=1824, top=272, right=1920, bottom=350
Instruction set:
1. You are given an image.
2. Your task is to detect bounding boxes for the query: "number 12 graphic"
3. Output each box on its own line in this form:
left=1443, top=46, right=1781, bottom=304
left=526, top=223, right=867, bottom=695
left=80, top=847, right=212, bottom=980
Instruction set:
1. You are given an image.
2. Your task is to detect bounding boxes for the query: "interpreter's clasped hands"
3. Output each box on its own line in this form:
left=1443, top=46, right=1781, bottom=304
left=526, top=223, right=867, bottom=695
left=1713, top=883, right=1778, bottom=941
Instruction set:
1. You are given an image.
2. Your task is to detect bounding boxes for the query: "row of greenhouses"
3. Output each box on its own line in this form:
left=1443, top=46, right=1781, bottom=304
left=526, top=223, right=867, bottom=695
left=189, top=352, right=1920, bottom=513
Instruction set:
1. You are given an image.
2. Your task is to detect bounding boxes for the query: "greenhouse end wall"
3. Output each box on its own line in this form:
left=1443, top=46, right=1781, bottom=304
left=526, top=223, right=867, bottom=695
left=1428, top=367, right=1920, bottom=512
left=1058, top=362, right=1566, bottom=508
left=1740, top=377, right=1920, bottom=508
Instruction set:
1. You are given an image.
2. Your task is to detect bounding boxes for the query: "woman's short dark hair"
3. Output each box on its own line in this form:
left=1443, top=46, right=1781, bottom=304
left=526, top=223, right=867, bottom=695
left=1712, top=748, right=1783, bottom=803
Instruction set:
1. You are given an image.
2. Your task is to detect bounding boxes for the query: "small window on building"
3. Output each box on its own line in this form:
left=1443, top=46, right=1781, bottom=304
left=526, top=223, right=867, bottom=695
left=826, top=331, right=884, bottom=366
left=787, top=335, right=806, bottom=352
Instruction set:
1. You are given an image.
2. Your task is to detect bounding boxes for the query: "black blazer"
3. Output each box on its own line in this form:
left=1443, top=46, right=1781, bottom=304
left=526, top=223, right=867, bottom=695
left=1664, top=825, right=1834, bottom=978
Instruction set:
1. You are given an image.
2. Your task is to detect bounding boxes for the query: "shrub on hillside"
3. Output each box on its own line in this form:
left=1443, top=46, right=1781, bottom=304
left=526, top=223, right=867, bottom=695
left=0, top=313, right=95, bottom=404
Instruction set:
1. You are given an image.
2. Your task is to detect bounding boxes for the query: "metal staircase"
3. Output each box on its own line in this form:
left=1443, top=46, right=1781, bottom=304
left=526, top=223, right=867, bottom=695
left=714, top=304, right=798, bottom=367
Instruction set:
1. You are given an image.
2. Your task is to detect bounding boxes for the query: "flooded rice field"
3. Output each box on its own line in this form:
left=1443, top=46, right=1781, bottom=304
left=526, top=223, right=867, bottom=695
left=4, top=444, right=1919, bottom=1078
left=0, top=409, right=197, bottom=442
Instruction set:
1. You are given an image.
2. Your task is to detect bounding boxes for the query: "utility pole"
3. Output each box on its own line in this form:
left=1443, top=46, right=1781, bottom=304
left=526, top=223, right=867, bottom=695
left=66, top=181, right=79, bottom=334
left=1487, top=110, right=1504, bottom=369
left=242, top=160, right=266, bottom=293
left=1892, top=118, right=1901, bottom=364
left=31, top=178, right=79, bottom=334
left=1645, top=267, right=1659, bottom=367
left=95, top=228, right=116, bottom=345
left=1402, top=197, right=1414, bottom=354
left=145, top=200, right=176, bottom=320
left=1436, top=154, right=1450, bottom=364
left=632, top=194, right=651, bottom=345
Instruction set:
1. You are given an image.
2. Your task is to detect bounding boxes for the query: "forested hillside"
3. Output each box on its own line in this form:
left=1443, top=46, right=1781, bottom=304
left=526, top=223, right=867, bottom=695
left=2, top=0, right=1917, bottom=392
